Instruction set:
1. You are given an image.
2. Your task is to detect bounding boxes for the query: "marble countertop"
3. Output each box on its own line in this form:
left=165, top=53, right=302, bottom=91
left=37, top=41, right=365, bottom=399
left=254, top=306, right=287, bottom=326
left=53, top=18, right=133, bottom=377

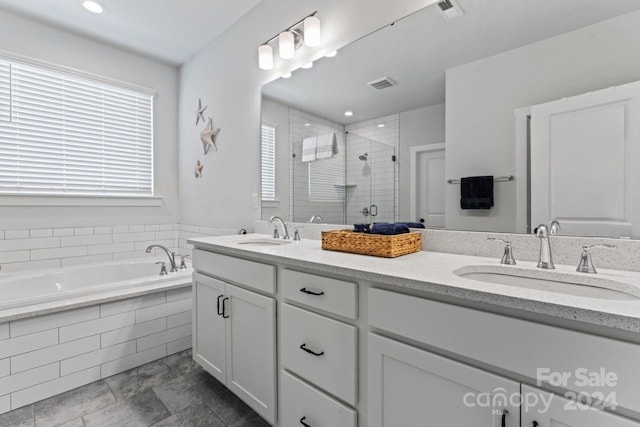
left=189, top=234, right=640, bottom=333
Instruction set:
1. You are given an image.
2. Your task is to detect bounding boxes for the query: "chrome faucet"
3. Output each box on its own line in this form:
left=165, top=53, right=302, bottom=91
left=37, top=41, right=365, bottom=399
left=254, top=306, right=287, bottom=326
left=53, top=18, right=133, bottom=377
left=145, top=244, right=178, bottom=272
left=308, top=215, right=324, bottom=223
left=535, top=220, right=560, bottom=269
left=269, top=216, right=290, bottom=239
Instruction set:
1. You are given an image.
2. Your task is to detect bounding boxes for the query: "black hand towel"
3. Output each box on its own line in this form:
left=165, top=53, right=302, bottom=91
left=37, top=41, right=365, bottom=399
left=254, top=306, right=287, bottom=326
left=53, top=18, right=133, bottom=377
left=460, top=176, right=494, bottom=210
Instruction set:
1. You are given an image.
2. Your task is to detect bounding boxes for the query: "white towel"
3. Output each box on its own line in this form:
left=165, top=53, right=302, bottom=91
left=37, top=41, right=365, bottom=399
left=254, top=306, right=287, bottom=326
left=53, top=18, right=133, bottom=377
left=301, top=136, right=317, bottom=162
left=316, top=132, right=337, bottom=160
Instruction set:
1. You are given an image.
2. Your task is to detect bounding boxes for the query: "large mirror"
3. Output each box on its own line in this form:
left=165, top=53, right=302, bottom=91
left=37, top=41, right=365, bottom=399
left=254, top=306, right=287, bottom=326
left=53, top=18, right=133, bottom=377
left=260, top=0, right=640, bottom=238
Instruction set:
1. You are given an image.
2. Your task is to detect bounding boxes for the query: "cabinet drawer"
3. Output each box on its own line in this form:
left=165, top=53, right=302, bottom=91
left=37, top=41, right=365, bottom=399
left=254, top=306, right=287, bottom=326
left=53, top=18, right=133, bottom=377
left=192, top=249, right=275, bottom=294
left=281, top=371, right=356, bottom=427
left=281, top=269, right=357, bottom=319
left=282, top=304, right=357, bottom=405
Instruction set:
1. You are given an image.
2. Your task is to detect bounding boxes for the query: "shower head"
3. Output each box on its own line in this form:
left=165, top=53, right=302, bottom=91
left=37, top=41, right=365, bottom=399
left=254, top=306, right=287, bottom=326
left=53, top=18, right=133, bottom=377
left=358, top=153, right=368, bottom=161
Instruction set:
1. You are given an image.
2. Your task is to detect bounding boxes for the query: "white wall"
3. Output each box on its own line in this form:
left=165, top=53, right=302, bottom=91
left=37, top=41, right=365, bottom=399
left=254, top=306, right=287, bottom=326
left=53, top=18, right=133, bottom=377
left=398, top=103, right=446, bottom=221
left=177, top=0, right=436, bottom=230
left=445, top=10, right=640, bottom=232
left=0, top=9, right=179, bottom=230
left=260, top=97, right=290, bottom=220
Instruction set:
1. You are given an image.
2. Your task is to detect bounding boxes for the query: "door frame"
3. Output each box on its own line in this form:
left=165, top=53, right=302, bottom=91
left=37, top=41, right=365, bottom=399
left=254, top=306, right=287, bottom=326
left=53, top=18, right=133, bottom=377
left=514, top=106, right=531, bottom=234
left=409, top=143, right=445, bottom=224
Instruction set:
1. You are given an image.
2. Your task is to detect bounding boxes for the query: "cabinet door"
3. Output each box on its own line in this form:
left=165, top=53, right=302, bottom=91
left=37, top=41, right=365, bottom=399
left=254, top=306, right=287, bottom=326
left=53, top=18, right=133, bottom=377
left=225, top=284, right=276, bottom=424
left=192, top=273, right=227, bottom=383
left=368, top=334, right=520, bottom=427
left=522, top=385, right=640, bottom=427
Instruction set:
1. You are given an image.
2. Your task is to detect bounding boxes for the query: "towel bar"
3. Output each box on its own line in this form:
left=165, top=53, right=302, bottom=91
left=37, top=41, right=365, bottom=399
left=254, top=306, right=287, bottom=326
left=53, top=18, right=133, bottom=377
left=446, top=175, right=514, bottom=184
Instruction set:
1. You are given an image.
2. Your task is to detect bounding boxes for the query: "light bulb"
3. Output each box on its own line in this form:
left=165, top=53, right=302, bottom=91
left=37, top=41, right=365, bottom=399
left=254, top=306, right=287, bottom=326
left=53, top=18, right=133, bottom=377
left=279, top=31, right=295, bottom=59
left=344, top=111, right=354, bottom=117
left=304, top=16, right=321, bottom=47
left=258, top=45, right=274, bottom=70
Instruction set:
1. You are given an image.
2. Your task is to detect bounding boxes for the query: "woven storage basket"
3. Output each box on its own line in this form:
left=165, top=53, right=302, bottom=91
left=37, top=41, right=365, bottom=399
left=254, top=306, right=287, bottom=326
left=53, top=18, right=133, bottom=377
left=321, top=230, right=422, bottom=258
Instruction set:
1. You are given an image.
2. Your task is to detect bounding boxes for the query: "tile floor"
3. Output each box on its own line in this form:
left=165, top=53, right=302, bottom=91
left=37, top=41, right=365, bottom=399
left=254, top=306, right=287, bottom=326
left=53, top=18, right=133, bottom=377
left=0, top=350, right=269, bottom=427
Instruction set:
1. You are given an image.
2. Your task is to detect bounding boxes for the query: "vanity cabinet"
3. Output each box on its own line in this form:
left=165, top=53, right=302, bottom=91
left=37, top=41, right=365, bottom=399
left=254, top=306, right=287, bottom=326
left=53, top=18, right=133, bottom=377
left=368, top=333, right=519, bottom=427
left=193, top=272, right=276, bottom=424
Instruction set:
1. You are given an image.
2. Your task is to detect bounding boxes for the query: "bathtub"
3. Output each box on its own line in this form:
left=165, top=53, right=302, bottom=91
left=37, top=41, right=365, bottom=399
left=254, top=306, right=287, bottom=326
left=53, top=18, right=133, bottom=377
left=0, top=258, right=192, bottom=317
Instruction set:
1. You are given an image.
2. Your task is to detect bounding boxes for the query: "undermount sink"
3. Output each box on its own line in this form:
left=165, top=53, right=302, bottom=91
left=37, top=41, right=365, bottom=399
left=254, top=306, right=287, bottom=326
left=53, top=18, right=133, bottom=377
left=236, top=238, right=293, bottom=247
left=454, top=265, right=640, bottom=301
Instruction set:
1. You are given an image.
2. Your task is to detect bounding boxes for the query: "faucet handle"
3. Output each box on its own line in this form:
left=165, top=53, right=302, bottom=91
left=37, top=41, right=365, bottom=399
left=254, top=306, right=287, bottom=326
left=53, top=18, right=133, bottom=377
left=293, top=227, right=304, bottom=241
left=487, top=238, right=516, bottom=265
left=272, top=226, right=279, bottom=239
left=576, top=244, right=615, bottom=274
left=178, top=254, right=190, bottom=270
left=155, top=261, right=168, bottom=276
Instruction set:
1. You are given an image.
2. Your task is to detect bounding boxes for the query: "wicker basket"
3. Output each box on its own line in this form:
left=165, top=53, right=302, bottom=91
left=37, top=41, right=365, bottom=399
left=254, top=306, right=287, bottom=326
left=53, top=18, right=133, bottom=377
left=321, top=230, right=422, bottom=258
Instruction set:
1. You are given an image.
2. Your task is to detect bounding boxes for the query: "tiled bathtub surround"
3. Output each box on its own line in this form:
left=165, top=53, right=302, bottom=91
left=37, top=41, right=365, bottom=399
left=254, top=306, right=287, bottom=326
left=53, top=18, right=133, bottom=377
left=0, top=286, right=192, bottom=415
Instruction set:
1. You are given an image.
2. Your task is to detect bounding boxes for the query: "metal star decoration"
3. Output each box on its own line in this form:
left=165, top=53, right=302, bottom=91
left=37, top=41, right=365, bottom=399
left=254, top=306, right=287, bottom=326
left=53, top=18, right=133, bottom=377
left=194, top=160, right=204, bottom=178
left=200, top=117, right=221, bottom=154
left=195, top=98, right=207, bottom=126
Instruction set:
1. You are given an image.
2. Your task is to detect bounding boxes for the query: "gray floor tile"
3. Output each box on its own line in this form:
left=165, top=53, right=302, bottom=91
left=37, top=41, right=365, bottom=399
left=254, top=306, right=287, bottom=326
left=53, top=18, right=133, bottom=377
left=163, top=350, right=202, bottom=376
left=34, top=381, right=115, bottom=427
left=57, top=419, right=85, bottom=427
left=105, top=360, right=177, bottom=400
left=228, top=413, right=270, bottom=427
left=190, top=372, right=254, bottom=426
left=0, top=405, right=34, bottom=427
left=83, top=390, right=170, bottom=427
left=150, top=401, right=224, bottom=427
left=152, top=375, right=202, bottom=414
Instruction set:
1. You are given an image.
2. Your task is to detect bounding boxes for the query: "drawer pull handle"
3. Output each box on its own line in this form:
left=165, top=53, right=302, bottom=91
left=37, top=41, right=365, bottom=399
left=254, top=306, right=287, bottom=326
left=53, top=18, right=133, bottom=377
left=300, top=343, right=324, bottom=357
left=217, top=295, right=224, bottom=316
left=300, top=288, right=325, bottom=296
left=300, top=416, right=311, bottom=427
left=222, top=297, right=230, bottom=319
left=532, top=422, right=538, bottom=427
left=502, top=410, right=508, bottom=427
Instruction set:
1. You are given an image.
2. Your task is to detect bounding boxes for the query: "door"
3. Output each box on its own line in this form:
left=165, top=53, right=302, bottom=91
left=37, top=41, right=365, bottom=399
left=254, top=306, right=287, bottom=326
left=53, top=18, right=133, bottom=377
left=522, top=385, right=640, bottom=427
left=530, top=80, right=640, bottom=237
left=192, top=273, right=227, bottom=383
left=368, top=333, right=520, bottom=427
left=410, top=143, right=446, bottom=227
left=225, top=283, right=276, bottom=424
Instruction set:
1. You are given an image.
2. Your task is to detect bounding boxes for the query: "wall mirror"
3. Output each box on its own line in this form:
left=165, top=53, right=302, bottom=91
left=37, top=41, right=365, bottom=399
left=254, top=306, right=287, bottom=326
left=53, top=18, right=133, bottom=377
left=260, top=0, right=640, bottom=239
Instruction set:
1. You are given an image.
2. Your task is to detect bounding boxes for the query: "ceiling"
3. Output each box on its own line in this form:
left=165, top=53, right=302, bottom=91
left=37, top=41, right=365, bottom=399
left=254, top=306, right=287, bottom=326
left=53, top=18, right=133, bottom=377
left=0, top=0, right=264, bottom=65
left=262, top=0, right=640, bottom=125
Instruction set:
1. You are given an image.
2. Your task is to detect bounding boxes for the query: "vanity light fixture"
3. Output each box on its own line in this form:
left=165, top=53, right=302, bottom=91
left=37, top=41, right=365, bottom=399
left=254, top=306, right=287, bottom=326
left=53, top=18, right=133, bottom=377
left=325, top=50, right=338, bottom=58
left=344, top=110, right=354, bottom=117
left=82, top=0, right=105, bottom=14
left=257, top=11, right=321, bottom=70
left=302, top=62, right=313, bottom=69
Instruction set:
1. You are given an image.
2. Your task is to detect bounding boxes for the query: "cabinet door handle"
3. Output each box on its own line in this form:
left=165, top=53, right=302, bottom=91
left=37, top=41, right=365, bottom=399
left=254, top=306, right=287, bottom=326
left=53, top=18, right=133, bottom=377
left=532, top=422, right=539, bottom=427
left=300, top=288, right=325, bottom=296
left=217, top=295, right=224, bottom=316
left=222, top=297, right=230, bottom=319
left=300, top=343, right=324, bottom=357
left=300, top=416, right=311, bottom=427
left=501, top=410, right=508, bottom=427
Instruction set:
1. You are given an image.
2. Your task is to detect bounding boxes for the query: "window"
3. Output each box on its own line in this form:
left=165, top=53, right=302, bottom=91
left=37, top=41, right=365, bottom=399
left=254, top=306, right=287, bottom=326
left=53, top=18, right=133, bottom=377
left=261, top=123, right=276, bottom=201
left=0, top=56, right=154, bottom=197
left=308, top=137, right=345, bottom=202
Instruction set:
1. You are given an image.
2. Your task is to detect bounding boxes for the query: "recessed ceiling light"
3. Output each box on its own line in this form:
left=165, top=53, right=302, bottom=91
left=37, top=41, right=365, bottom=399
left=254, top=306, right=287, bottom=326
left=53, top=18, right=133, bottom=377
left=344, top=111, right=354, bottom=117
left=282, top=72, right=292, bottom=79
left=377, top=123, right=386, bottom=128
left=325, top=50, right=337, bottom=58
left=302, top=62, right=313, bottom=69
left=303, top=123, right=311, bottom=127
left=82, top=0, right=105, bottom=13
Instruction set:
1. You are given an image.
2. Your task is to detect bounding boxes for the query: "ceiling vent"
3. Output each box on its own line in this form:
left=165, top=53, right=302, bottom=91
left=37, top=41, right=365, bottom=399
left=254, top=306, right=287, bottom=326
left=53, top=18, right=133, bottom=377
left=437, top=0, right=464, bottom=21
left=367, top=77, right=397, bottom=90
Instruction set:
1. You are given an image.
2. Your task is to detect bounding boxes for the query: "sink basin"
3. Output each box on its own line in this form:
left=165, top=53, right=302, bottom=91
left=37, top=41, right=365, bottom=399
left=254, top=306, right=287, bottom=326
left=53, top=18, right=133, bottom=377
left=454, top=265, right=640, bottom=301
left=236, top=238, right=293, bottom=247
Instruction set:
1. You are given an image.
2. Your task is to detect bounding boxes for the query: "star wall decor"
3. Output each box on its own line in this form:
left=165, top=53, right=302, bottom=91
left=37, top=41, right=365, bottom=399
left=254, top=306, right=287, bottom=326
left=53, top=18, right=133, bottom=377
left=194, top=160, right=204, bottom=178
left=200, top=117, right=221, bottom=154
left=195, top=98, right=207, bottom=126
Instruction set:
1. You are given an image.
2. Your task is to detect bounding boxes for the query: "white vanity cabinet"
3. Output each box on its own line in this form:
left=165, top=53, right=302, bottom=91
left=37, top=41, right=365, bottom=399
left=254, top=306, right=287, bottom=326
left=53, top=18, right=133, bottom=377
left=368, top=333, right=519, bottom=427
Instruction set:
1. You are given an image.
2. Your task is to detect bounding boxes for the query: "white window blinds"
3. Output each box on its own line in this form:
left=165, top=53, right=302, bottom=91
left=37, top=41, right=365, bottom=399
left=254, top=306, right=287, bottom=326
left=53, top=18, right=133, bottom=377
left=308, top=137, right=345, bottom=202
left=0, top=57, right=153, bottom=196
left=261, top=123, right=276, bottom=201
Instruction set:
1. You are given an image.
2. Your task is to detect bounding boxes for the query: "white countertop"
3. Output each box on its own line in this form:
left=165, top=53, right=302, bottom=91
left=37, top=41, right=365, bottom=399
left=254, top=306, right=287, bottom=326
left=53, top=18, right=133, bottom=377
left=189, top=234, right=640, bottom=333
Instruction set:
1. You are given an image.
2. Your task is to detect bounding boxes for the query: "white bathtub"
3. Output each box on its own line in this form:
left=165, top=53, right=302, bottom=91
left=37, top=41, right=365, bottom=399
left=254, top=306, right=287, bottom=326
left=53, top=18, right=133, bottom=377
left=0, top=258, right=192, bottom=313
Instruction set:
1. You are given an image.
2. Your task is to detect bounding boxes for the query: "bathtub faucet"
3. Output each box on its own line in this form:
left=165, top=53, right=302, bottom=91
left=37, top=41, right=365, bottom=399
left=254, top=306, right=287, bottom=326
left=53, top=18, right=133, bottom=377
left=145, top=245, right=178, bottom=273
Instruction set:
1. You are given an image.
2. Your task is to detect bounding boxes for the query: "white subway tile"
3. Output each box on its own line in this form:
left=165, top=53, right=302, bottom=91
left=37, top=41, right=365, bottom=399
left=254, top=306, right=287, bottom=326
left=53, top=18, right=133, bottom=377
left=0, top=231, right=4, bottom=239
left=61, top=254, right=112, bottom=267
left=59, top=312, right=135, bottom=343
left=11, top=336, right=100, bottom=374
left=100, top=293, right=165, bottom=318
left=112, top=225, right=128, bottom=233
left=0, top=323, right=7, bottom=340
left=144, top=225, right=159, bottom=232
left=166, top=287, right=192, bottom=302
left=0, top=362, right=58, bottom=395
left=113, top=251, right=152, bottom=261
left=0, top=330, right=58, bottom=359
left=60, top=340, right=136, bottom=376
left=133, top=240, right=173, bottom=252
left=53, top=228, right=74, bottom=237
left=10, top=306, right=99, bottom=337
left=0, top=394, right=9, bottom=414
left=101, top=318, right=166, bottom=348
left=154, top=230, right=178, bottom=240
left=93, top=226, right=112, bottom=235
left=129, top=225, right=145, bottom=233
left=100, top=345, right=166, bottom=378
left=5, top=229, right=29, bottom=239
left=167, top=336, right=192, bottom=355
left=136, top=299, right=191, bottom=323
left=0, top=237, right=59, bottom=252
left=113, top=232, right=155, bottom=243
left=0, top=358, right=9, bottom=378
left=87, top=242, right=134, bottom=256
left=74, top=227, right=94, bottom=236
left=137, top=324, right=191, bottom=352
left=11, top=366, right=100, bottom=410
left=0, top=250, right=30, bottom=264
left=159, top=224, right=174, bottom=231
left=167, top=311, right=191, bottom=329
left=0, top=259, right=61, bottom=274
left=30, top=229, right=53, bottom=238
left=61, top=234, right=111, bottom=247
left=31, top=246, right=88, bottom=261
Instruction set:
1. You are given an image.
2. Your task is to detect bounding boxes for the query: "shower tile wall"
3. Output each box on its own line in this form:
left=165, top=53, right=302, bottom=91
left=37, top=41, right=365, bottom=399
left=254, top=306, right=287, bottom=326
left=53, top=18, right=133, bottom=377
left=345, top=114, right=399, bottom=224
left=289, top=108, right=346, bottom=224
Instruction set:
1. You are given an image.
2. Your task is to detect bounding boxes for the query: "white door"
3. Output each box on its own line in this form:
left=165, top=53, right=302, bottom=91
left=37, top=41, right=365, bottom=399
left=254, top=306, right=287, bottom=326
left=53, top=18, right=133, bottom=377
left=522, top=385, right=640, bottom=427
left=530, top=80, right=640, bottom=237
left=192, top=273, right=227, bottom=383
left=411, top=143, right=445, bottom=227
left=368, top=333, right=520, bottom=427
left=225, top=283, right=276, bottom=424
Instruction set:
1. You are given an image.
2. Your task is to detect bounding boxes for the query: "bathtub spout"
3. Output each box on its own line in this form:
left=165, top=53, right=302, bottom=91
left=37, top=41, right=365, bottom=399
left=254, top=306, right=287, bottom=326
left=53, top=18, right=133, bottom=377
left=145, top=245, right=178, bottom=273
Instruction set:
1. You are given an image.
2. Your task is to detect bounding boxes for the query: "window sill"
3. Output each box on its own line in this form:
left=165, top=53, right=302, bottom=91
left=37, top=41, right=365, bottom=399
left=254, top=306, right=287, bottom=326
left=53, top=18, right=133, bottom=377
left=0, top=194, right=164, bottom=207
left=262, top=200, right=280, bottom=208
